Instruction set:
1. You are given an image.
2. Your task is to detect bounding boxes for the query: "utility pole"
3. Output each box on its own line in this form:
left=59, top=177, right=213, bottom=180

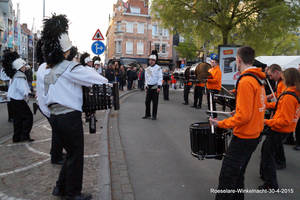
left=43, top=0, right=45, bottom=18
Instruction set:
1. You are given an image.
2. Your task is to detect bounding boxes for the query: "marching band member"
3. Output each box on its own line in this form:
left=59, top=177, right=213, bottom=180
left=80, top=52, right=93, bottom=67
left=37, top=14, right=107, bottom=200
left=143, top=50, right=163, bottom=120
left=3, top=51, right=34, bottom=143
left=182, top=79, right=192, bottom=105
left=206, top=58, right=222, bottom=118
left=259, top=68, right=300, bottom=190
left=210, top=46, right=267, bottom=200
left=190, top=81, right=205, bottom=109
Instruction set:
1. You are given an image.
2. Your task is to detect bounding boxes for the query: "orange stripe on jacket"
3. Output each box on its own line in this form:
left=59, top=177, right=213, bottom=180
left=265, top=87, right=300, bottom=133
left=195, top=83, right=205, bottom=87
left=266, top=77, right=286, bottom=109
left=218, top=68, right=267, bottom=139
left=206, top=65, right=222, bottom=90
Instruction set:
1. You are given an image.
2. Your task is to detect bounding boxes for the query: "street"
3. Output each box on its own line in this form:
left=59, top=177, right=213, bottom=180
left=117, top=89, right=300, bottom=200
left=0, top=101, right=45, bottom=139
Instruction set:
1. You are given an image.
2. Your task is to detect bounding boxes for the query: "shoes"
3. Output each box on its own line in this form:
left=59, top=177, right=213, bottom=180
left=64, top=193, right=92, bottom=200
left=182, top=102, right=188, bottom=105
left=51, top=160, right=63, bottom=165
left=52, top=186, right=66, bottom=196
left=27, top=138, right=35, bottom=142
left=196, top=106, right=201, bottom=109
left=293, top=145, right=300, bottom=151
left=13, top=139, right=21, bottom=143
left=152, top=117, right=157, bottom=120
left=142, top=116, right=151, bottom=119
left=276, top=163, right=286, bottom=170
left=258, top=183, right=278, bottom=190
left=190, top=105, right=196, bottom=108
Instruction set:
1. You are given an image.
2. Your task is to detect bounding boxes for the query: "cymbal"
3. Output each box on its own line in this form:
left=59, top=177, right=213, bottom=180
left=197, top=72, right=212, bottom=82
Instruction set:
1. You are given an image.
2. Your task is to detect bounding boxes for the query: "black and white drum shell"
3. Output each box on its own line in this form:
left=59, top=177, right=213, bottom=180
left=190, top=122, right=230, bottom=160
left=173, top=68, right=181, bottom=80
left=190, top=63, right=198, bottom=80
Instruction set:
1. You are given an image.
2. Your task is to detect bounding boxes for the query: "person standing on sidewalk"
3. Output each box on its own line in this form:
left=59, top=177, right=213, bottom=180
left=143, top=51, right=162, bottom=120
left=37, top=14, right=108, bottom=200
left=190, top=82, right=205, bottom=109
left=210, top=46, right=266, bottom=200
left=205, top=59, right=222, bottom=118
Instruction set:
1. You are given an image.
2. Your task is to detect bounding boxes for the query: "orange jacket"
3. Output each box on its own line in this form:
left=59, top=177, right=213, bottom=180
left=171, top=75, right=177, bottom=84
left=265, top=87, right=300, bottom=133
left=195, top=82, right=205, bottom=87
left=266, top=77, right=286, bottom=109
left=206, top=65, right=222, bottom=90
left=218, top=67, right=267, bottom=139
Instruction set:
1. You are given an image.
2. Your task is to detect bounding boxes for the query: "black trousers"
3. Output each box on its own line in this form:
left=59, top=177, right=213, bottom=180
left=183, top=84, right=191, bottom=104
left=216, top=136, right=259, bottom=200
left=7, top=101, right=14, bottom=120
left=207, top=89, right=220, bottom=118
left=139, top=80, right=145, bottom=91
left=295, top=119, right=300, bottom=146
left=46, top=118, right=64, bottom=163
left=163, top=84, right=169, bottom=100
left=193, top=86, right=203, bottom=107
left=145, top=88, right=159, bottom=117
left=50, top=111, right=84, bottom=196
left=260, top=130, right=289, bottom=189
left=11, top=98, right=33, bottom=142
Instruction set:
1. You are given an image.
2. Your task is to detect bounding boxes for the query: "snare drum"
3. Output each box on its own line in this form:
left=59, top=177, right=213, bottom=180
left=214, top=94, right=236, bottom=111
left=173, top=68, right=181, bottom=80
left=190, top=122, right=231, bottom=160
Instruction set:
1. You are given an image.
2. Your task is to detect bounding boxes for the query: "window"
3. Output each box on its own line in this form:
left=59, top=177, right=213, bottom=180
left=116, top=41, right=121, bottom=53
left=127, top=22, right=133, bottom=33
left=155, top=44, right=160, bottom=52
left=117, top=21, right=121, bottom=31
left=126, top=41, right=133, bottom=54
left=179, top=35, right=185, bottom=43
left=137, top=42, right=144, bottom=54
left=138, top=23, right=144, bottom=33
left=163, top=29, right=169, bottom=36
left=162, top=44, right=166, bottom=53
left=131, top=7, right=140, bottom=14
left=118, top=6, right=121, bottom=11
left=158, top=27, right=162, bottom=36
left=152, top=25, right=157, bottom=35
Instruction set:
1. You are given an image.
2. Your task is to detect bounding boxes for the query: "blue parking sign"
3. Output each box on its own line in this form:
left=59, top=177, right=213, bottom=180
left=210, top=53, right=218, bottom=60
left=91, top=41, right=105, bottom=55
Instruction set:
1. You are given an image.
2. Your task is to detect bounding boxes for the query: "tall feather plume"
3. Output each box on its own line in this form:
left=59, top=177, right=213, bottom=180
left=2, top=51, right=19, bottom=78
left=80, top=52, right=90, bottom=66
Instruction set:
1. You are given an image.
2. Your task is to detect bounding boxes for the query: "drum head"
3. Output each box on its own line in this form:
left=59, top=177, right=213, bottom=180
left=196, top=63, right=212, bottom=82
left=184, top=66, right=191, bottom=80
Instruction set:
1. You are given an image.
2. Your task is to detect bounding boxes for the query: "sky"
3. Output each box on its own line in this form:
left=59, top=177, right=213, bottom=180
left=13, top=0, right=116, bottom=62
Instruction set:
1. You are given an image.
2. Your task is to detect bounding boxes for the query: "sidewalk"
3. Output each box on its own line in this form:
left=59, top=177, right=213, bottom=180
left=0, top=86, right=137, bottom=200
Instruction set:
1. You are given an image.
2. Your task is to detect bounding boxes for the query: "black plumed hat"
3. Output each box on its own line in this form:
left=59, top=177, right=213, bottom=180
left=41, top=14, right=72, bottom=66
left=80, top=52, right=91, bottom=66
left=2, top=51, right=23, bottom=78
left=36, top=39, right=45, bottom=65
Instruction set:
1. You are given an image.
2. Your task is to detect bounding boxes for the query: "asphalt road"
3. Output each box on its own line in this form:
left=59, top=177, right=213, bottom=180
left=119, top=89, right=300, bottom=200
left=0, top=101, right=45, bottom=139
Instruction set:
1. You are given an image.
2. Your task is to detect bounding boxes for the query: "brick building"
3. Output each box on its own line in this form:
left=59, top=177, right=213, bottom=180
left=105, top=0, right=173, bottom=69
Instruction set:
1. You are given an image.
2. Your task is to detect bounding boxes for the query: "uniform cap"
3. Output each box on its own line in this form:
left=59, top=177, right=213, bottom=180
left=12, top=58, right=26, bottom=70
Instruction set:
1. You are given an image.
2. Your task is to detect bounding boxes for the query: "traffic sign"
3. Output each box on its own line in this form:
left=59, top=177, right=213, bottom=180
left=210, top=53, right=218, bottom=60
left=91, top=41, right=105, bottom=55
left=92, top=29, right=104, bottom=40
left=181, top=59, right=185, bottom=69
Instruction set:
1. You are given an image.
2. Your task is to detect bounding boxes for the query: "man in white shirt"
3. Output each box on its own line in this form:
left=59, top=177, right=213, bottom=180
left=143, top=54, right=163, bottom=120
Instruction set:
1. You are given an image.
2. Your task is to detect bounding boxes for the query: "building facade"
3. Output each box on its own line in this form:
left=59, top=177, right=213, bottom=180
left=106, top=0, right=173, bottom=69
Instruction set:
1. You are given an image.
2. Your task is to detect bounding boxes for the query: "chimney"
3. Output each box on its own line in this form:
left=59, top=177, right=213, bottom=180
left=23, top=23, right=27, bottom=29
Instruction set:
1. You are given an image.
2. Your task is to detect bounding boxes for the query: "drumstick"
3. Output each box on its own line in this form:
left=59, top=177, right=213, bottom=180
left=221, top=85, right=230, bottom=93
left=266, top=79, right=277, bottom=101
left=209, top=91, right=215, bottom=133
left=206, top=110, right=232, bottom=116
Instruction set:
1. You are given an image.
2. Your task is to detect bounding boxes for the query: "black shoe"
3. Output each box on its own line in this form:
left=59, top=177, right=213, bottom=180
left=293, top=145, right=300, bottom=151
left=65, top=193, right=92, bottom=200
left=196, top=106, right=201, bottom=109
left=51, top=160, right=63, bottom=165
left=276, top=163, right=286, bottom=170
left=142, top=116, right=151, bottom=119
left=182, top=102, right=188, bottom=105
left=27, top=138, right=35, bottom=142
left=52, top=186, right=66, bottom=196
left=190, top=105, right=196, bottom=108
left=13, top=139, right=21, bottom=143
left=152, top=117, right=157, bottom=120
